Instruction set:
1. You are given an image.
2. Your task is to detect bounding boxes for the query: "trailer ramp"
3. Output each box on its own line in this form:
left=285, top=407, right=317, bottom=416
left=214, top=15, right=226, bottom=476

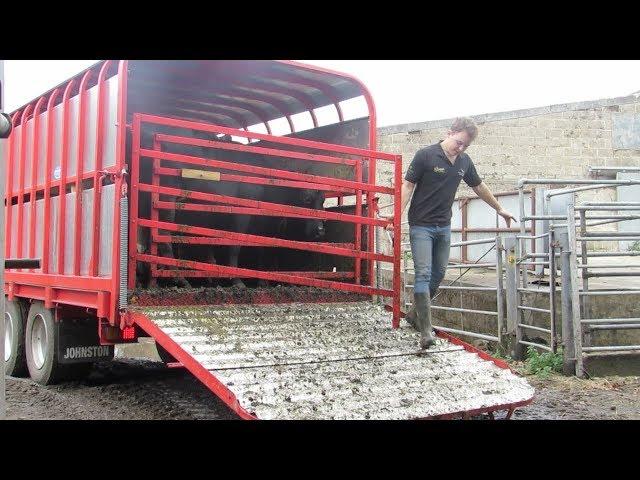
left=131, top=302, right=534, bottom=419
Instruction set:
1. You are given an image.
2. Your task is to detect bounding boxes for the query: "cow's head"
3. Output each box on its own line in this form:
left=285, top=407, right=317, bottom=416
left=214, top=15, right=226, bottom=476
left=299, top=189, right=325, bottom=240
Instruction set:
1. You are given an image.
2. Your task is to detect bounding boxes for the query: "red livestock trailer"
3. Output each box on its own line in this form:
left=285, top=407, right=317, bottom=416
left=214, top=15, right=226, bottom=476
left=3, top=60, right=533, bottom=419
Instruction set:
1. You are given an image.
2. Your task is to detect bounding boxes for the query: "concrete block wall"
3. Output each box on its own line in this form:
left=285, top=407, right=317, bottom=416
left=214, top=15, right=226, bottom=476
left=372, top=94, right=640, bottom=251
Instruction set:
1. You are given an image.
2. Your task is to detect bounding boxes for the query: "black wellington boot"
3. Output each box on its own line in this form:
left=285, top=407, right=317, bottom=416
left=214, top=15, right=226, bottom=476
left=414, top=292, right=437, bottom=349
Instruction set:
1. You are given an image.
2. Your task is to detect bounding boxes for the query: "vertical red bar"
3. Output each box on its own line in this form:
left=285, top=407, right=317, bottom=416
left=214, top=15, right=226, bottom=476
left=149, top=135, right=161, bottom=286
left=367, top=135, right=377, bottom=289
left=354, top=159, right=362, bottom=284
left=5, top=110, right=22, bottom=258
left=110, top=60, right=128, bottom=324
left=127, top=113, right=141, bottom=290
left=58, top=80, right=77, bottom=275
left=73, top=70, right=93, bottom=276
left=392, top=155, right=402, bottom=328
left=90, top=61, right=111, bottom=277
left=42, top=90, right=60, bottom=274
left=16, top=104, right=34, bottom=265
left=29, top=97, right=46, bottom=271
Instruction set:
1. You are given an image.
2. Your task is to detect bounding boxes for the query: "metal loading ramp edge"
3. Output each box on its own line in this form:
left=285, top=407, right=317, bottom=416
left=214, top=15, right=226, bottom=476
left=131, top=302, right=534, bottom=420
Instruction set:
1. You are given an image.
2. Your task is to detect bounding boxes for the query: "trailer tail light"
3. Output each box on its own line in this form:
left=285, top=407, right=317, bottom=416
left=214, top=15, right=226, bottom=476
left=122, top=326, right=136, bottom=341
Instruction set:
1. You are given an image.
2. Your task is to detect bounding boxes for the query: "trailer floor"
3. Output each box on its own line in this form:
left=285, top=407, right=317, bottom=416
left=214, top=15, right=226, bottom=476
left=135, top=302, right=534, bottom=419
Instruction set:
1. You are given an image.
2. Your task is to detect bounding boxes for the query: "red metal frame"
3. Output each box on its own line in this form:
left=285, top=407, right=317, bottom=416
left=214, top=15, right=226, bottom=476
left=90, top=61, right=112, bottom=277
left=28, top=97, right=47, bottom=272
left=4, top=110, right=21, bottom=258
left=73, top=70, right=93, bottom=276
left=109, top=60, right=129, bottom=324
left=4, top=60, right=388, bottom=327
left=129, top=112, right=401, bottom=325
left=57, top=79, right=76, bottom=275
left=16, top=104, right=34, bottom=262
left=5, top=62, right=119, bottom=324
left=156, top=133, right=360, bottom=167
left=42, top=89, right=61, bottom=274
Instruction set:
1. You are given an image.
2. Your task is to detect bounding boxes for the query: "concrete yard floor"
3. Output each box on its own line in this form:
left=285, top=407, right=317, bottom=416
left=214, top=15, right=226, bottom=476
left=4, top=342, right=639, bottom=420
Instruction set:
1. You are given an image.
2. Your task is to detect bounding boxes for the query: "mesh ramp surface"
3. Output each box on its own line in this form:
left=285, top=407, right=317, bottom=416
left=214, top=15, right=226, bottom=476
left=136, top=302, right=534, bottom=419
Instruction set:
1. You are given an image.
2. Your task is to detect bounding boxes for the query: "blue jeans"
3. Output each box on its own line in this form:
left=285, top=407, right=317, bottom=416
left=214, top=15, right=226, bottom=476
left=409, top=225, right=451, bottom=297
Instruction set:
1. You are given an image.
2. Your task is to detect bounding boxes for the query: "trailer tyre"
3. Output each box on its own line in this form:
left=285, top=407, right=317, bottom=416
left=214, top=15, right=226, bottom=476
left=25, top=302, right=65, bottom=385
left=4, top=299, right=29, bottom=377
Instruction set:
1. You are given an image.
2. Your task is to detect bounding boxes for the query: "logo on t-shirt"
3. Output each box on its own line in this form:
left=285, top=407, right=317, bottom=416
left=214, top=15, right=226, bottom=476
left=458, top=169, right=465, bottom=177
left=433, top=166, right=445, bottom=174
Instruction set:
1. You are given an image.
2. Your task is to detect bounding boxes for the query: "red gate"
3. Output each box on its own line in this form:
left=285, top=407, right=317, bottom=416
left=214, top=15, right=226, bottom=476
left=129, top=113, right=404, bottom=327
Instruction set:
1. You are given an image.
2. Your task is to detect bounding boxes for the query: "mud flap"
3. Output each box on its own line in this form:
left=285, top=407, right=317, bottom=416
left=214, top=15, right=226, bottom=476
left=57, top=320, right=114, bottom=364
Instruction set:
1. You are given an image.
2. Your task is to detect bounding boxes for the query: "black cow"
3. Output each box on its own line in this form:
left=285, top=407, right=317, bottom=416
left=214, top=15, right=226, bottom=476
left=173, top=174, right=326, bottom=288
left=133, top=127, right=326, bottom=289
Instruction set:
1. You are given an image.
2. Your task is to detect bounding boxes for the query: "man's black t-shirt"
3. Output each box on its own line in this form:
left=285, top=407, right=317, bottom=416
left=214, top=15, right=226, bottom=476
left=405, top=141, right=482, bottom=227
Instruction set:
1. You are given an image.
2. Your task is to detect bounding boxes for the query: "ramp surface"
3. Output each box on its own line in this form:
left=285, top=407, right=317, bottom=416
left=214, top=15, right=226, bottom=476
left=135, top=302, right=534, bottom=419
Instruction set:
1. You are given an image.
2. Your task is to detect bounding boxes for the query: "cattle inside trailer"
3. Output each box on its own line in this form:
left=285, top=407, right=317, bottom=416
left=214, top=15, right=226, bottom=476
left=3, top=60, right=533, bottom=418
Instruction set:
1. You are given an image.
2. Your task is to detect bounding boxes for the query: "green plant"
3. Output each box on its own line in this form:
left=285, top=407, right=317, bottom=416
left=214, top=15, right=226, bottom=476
left=492, top=345, right=512, bottom=362
left=631, top=241, right=640, bottom=252
left=525, top=345, right=563, bottom=378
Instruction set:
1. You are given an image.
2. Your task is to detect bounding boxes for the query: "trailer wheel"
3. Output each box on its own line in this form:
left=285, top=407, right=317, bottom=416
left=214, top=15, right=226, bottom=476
left=156, top=342, right=177, bottom=364
left=25, top=302, right=65, bottom=385
left=4, top=299, right=29, bottom=377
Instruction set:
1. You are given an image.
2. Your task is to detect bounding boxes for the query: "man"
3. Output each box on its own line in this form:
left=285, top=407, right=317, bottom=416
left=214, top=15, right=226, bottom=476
left=386, top=117, right=516, bottom=349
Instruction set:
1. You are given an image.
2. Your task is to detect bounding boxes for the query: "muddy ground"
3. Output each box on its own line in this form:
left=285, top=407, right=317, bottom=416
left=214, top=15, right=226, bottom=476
left=5, top=350, right=639, bottom=420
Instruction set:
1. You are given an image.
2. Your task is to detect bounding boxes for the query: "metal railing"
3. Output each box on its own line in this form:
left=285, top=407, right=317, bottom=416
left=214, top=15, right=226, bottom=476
left=516, top=177, right=640, bottom=376
left=566, top=201, right=640, bottom=377
left=401, top=236, right=505, bottom=344
left=393, top=176, right=639, bottom=377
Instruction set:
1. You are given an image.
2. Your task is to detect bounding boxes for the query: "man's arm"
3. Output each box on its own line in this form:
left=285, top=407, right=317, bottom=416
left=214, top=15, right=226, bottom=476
left=399, top=179, right=416, bottom=216
left=471, top=181, right=517, bottom=227
left=384, top=179, right=415, bottom=231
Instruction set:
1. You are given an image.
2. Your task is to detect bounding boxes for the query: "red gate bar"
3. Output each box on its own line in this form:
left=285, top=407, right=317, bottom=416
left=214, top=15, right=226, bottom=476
left=153, top=270, right=355, bottom=280
left=138, top=218, right=392, bottom=263
left=137, top=253, right=393, bottom=298
left=156, top=133, right=360, bottom=167
left=140, top=184, right=388, bottom=228
left=132, top=113, right=402, bottom=327
left=140, top=148, right=393, bottom=196
left=153, top=234, right=354, bottom=249
left=154, top=201, right=319, bottom=220
left=138, top=113, right=398, bottom=162
left=154, top=166, right=354, bottom=194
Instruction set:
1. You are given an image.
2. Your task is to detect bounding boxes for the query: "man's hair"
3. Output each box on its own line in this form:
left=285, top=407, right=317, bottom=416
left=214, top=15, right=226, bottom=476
left=450, top=117, right=478, bottom=141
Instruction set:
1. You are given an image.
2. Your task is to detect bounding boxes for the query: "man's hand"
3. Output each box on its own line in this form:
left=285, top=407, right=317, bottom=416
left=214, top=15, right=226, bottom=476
left=497, top=208, right=517, bottom=228
left=381, top=214, right=395, bottom=232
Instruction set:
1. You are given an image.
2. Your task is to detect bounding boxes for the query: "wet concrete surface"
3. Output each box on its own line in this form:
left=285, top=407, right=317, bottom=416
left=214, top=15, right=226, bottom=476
left=6, top=355, right=639, bottom=420
left=5, top=282, right=639, bottom=420
left=512, top=372, right=640, bottom=420
left=5, top=358, right=238, bottom=420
